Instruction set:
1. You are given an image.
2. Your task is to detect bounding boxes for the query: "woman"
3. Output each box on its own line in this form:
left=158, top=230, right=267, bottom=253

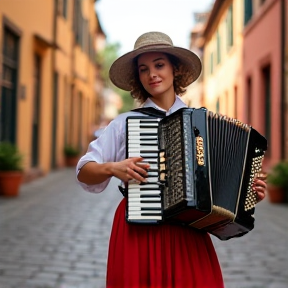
left=76, top=31, right=267, bottom=288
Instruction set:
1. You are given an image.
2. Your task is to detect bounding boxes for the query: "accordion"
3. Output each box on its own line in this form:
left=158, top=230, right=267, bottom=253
left=125, top=107, right=268, bottom=240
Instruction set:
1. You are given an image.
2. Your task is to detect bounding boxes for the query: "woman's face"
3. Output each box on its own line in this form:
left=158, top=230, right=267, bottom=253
left=137, top=52, right=175, bottom=100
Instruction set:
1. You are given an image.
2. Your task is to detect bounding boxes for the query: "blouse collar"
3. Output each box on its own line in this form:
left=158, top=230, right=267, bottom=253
left=142, top=96, right=187, bottom=116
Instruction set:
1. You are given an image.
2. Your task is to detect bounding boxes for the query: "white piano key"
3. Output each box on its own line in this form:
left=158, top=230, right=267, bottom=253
left=128, top=184, right=160, bottom=188
left=128, top=207, right=161, bottom=212
left=128, top=143, right=158, bottom=147
left=128, top=183, right=160, bottom=188
left=128, top=135, right=158, bottom=139
left=147, top=171, right=159, bottom=176
left=128, top=129, right=158, bottom=134
left=139, top=158, right=158, bottom=163
left=128, top=211, right=162, bottom=216
left=128, top=216, right=162, bottom=220
left=128, top=119, right=160, bottom=123
left=128, top=193, right=161, bottom=198
left=147, top=165, right=158, bottom=171
left=128, top=203, right=161, bottom=208
left=128, top=153, right=158, bottom=158
left=128, top=130, right=158, bottom=135
left=128, top=197, right=161, bottom=202
left=128, top=145, right=159, bottom=153
left=128, top=188, right=160, bottom=193
left=128, top=123, right=159, bottom=127
left=128, top=140, right=158, bottom=144
left=128, top=187, right=161, bottom=191
left=145, top=177, right=159, bottom=182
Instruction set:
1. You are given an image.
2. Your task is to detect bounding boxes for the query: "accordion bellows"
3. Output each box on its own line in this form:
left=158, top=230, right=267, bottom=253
left=125, top=107, right=268, bottom=240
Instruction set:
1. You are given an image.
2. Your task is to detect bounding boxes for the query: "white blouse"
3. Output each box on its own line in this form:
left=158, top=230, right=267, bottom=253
left=76, top=96, right=188, bottom=193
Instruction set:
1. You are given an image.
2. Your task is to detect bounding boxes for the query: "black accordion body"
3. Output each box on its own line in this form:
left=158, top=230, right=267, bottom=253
left=125, top=107, right=268, bottom=240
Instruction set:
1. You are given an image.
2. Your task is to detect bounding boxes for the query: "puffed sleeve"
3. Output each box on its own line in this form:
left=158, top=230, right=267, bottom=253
left=76, top=114, right=126, bottom=193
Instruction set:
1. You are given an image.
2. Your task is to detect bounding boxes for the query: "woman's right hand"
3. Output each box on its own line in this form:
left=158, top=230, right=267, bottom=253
left=112, top=157, right=150, bottom=183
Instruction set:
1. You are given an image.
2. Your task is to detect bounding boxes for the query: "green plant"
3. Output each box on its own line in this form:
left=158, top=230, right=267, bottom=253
left=267, top=161, right=288, bottom=190
left=64, top=145, right=80, bottom=157
left=0, top=142, right=23, bottom=171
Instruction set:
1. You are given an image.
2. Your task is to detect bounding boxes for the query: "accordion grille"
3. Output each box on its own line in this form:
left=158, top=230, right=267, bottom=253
left=207, top=113, right=250, bottom=212
left=159, top=112, right=194, bottom=210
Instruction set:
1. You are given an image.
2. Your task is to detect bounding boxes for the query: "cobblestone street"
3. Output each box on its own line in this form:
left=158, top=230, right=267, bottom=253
left=0, top=168, right=287, bottom=288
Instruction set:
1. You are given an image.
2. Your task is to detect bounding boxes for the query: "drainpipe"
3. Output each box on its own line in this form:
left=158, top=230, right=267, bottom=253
left=280, top=0, right=286, bottom=159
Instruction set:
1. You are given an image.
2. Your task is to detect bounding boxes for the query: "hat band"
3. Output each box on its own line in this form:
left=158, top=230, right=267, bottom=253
left=134, top=43, right=173, bottom=51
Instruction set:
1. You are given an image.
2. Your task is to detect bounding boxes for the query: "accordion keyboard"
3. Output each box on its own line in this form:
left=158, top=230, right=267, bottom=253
left=126, top=118, right=163, bottom=222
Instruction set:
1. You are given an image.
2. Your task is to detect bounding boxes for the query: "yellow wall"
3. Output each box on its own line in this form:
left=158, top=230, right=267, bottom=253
left=203, top=0, right=244, bottom=120
left=0, top=0, right=101, bottom=179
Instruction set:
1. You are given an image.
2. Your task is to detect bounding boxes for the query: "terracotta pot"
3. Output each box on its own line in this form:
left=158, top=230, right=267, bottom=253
left=65, top=156, right=79, bottom=167
left=0, top=171, right=23, bottom=197
left=267, top=185, right=286, bottom=203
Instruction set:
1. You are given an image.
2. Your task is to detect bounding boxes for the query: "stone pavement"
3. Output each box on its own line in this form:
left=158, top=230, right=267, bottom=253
left=0, top=168, right=287, bottom=288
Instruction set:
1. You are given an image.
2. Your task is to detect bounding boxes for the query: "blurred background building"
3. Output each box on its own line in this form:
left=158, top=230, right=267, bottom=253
left=0, top=0, right=287, bottom=181
left=0, top=0, right=105, bottom=180
left=181, top=11, right=209, bottom=108
left=185, top=0, right=287, bottom=168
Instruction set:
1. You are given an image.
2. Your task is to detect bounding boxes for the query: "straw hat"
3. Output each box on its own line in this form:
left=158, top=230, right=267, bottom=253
left=109, top=31, right=202, bottom=91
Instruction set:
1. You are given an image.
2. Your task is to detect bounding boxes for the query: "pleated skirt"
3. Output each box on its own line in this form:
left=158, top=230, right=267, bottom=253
left=106, top=198, right=224, bottom=288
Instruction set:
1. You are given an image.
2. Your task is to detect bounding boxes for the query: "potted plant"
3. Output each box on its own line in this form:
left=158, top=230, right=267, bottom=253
left=0, top=142, right=24, bottom=197
left=267, top=161, right=288, bottom=203
left=64, top=145, right=80, bottom=167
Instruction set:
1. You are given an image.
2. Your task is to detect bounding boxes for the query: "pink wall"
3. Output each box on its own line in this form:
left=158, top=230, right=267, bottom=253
left=243, top=0, right=282, bottom=167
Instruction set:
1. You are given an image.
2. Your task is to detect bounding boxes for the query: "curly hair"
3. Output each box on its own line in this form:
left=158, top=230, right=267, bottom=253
left=129, top=53, right=190, bottom=105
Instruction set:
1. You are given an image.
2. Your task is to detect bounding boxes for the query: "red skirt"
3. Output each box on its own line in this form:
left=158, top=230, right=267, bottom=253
left=107, top=198, right=224, bottom=288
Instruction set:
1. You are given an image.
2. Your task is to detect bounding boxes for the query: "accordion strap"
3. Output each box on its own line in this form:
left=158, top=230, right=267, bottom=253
left=131, top=107, right=166, bottom=118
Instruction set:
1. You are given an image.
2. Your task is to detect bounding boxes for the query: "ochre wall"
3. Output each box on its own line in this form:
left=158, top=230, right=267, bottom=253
left=0, top=0, right=101, bottom=178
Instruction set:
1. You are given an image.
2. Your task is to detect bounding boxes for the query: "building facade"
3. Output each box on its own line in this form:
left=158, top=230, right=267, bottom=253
left=182, top=12, right=210, bottom=108
left=0, top=0, right=103, bottom=180
left=201, top=0, right=287, bottom=167
left=202, top=0, right=244, bottom=120
left=242, top=0, right=287, bottom=166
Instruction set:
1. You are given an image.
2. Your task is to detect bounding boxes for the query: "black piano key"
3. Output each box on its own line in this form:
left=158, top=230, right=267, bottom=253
left=128, top=119, right=159, bottom=124
left=138, top=120, right=159, bottom=124
left=141, top=207, right=161, bottom=211
left=134, top=143, right=158, bottom=146
left=133, top=187, right=160, bottom=191
left=138, top=125, right=159, bottom=129
left=140, top=194, right=160, bottom=198
left=138, top=138, right=158, bottom=141
left=147, top=168, right=159, bottom=172
left=140, top=155, right=158, bottom=159
left=140, top=200, right=161, bottom=203
left=139, top=133, right=158, bottom=136
left=141, top=212, right=162, bottom=216
left=138, top=150, right=159, bottom=153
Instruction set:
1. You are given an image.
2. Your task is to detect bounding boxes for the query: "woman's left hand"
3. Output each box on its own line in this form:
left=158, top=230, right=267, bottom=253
left=253, top=178, right=267, bottom=202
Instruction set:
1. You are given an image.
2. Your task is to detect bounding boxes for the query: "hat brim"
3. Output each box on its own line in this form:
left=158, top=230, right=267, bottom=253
left=109, top=45, right=202, bottom=91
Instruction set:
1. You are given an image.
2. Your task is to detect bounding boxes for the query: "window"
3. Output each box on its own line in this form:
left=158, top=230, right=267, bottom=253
left=234, top=86, right=238, bottom=119
left=210, top=52, right=214, bottom=75
left=63, top=0, right=68, bottom=18
left=216, top=98, right=220, bottom=113
left=31, top=54, right=41, bottom=167
left=225, top=91, right=229, bottom=115
left=1, top=27, right=19, bottom=143
left=244, top=0, right=253, bottom=25
left=246, top=77, right=252, bottom=124
left=216, top=30, right=221, bottom=64
left=262, top=65, right=271, bottom=155
left=73, top=0, right=90, bottom=53
left=58, top=0, right=68, bottom=18
left=226, top=5, right=234, bottom=49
